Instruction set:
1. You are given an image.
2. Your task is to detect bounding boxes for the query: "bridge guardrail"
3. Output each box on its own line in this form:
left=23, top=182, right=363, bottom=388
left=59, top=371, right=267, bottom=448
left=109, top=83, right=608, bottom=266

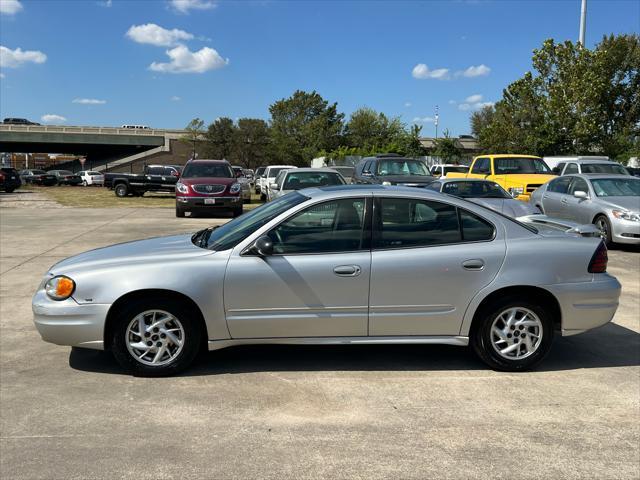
left=0, top=124, right=186, bottom=136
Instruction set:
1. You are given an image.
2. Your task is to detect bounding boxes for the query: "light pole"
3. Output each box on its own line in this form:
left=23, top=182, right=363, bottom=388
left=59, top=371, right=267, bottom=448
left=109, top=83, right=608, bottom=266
left=434, top=105, right=439, bottom=139
left=579, top=0, right=587, bottom=46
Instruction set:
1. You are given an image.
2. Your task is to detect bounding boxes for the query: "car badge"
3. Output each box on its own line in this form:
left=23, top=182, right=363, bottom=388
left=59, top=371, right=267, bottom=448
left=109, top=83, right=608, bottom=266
left=206, top=185, right=213, bottom=192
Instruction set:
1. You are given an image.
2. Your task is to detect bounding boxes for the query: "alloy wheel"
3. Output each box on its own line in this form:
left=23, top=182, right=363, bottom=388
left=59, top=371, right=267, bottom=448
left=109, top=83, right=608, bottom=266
left=489, top=307, right=543, bottom=360
left=125, top=310, right=185, bottom=366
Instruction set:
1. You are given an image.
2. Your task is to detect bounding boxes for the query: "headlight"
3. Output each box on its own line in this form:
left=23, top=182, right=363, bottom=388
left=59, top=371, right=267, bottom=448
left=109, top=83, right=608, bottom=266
left=508, top=187, right=525, bottom=197
left=382, top=181, right=392, bottom=186
left=612, top=210, right=640, bottom=222
left=229, top=182, right=241, bottom=194
left=176, top=182, right=189, bottom=194
left=45, top=275, right=75, bottom=301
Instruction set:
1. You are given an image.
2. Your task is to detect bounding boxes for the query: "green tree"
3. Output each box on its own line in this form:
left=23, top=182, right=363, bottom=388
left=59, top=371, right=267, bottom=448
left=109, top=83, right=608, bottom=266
left=233, top=118, right=272, bottom=169
left=473, top=34, right=640, bottom=158
left=204, top=117, right=236, bottom=159
left=344, top=107, right=404, bottom=150
left=181, top=118, right=206, bottom=159
left=269, top=90, right=344, bottom=166
left=432, top=130, right=463, bottom=163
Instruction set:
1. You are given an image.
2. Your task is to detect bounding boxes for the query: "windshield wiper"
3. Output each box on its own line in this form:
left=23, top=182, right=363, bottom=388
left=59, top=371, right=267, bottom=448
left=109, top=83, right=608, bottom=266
left=192, top=227, right=218, bottom=248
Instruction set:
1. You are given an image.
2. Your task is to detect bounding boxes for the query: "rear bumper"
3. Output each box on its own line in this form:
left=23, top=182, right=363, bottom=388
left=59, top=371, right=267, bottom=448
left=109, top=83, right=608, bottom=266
left=32, top=290, right=109, bottom=350
left=544, top=275, right=621, bottom=336
left=176, top=195, right=242, bottom=210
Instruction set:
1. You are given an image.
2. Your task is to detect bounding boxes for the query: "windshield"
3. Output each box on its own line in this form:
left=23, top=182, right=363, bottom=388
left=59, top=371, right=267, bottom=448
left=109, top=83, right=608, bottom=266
left=377, top=159, right=431, bottom=176
left=283, top=171, right=345, bottom=189
left=57, top=170, right=73, bottom=175
left=255, top=167, right=266, bottom=177
left=444, top=166, right=469, bottom=174
left=581, top=163, right=628, bottom=175
left=204, top=192, right=308, bottom=250
left=268, top=167, right=291, bottom=178
left=88, top=171, right=101, bottom=176
left=494, top=157, right=551, bottom=174
left=591, top=178, right=640, bottom=197
left=181, top=163, right=233, bottom=178
left=32, top=170, right=46, bottom=175
left=442, top=181, right=510, bottom=199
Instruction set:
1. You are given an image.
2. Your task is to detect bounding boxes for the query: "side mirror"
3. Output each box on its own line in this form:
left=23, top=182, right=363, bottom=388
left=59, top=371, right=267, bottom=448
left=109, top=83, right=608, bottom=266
left=270, top=183, right=279, bottom=190
left=574, top=190, right=588, bottom=199
left=250, top=235, right=273, bottom=256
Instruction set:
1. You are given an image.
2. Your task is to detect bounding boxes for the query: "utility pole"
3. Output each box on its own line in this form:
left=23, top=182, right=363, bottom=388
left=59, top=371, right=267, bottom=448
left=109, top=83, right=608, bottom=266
left=434, top=105, right=439, bottom=139
left=579, top=0, right=587, bottom=46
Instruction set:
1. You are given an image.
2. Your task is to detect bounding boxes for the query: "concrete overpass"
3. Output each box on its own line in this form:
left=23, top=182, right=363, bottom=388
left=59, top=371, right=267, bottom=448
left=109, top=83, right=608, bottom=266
left=0, top=124, right=189, bottom=172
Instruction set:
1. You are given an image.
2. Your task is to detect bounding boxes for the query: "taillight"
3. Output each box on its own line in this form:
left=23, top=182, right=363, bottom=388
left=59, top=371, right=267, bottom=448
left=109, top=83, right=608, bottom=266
left=588, top=241, right=608, bottom=273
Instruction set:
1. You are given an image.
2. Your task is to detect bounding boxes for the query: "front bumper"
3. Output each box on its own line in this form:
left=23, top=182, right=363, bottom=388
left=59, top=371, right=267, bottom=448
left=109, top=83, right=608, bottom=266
left=176, top=195, right=242, bottom=210
left=544, top=274, right=621, bottom=336
left=32, top=290, right=109, bottom=350
left=611, top=218, right=640, bottom=245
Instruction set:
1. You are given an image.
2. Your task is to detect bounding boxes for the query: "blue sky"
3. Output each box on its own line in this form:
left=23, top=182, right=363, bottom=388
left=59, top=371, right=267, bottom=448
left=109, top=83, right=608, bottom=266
left=1, top=0, right=638, bottom=136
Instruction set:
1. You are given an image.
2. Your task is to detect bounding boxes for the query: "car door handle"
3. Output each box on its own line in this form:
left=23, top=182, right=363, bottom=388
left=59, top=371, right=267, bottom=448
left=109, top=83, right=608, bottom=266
left=561, top=198, right=568, bottom=203
left=462, top=259, right=485, bottom=270
left=333, top=265, right=361, bottom=277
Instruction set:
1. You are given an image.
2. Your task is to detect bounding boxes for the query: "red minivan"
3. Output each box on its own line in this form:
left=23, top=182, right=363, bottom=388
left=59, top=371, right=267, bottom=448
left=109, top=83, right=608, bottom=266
left=175, top=160, right=243, bottom=218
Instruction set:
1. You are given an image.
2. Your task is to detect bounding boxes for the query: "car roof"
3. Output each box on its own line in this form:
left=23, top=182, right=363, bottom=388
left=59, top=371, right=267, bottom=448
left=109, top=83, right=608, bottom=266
left=285, top=167, right=342, bottom=174
left=572, top=159, right=619, bottom=164
left=436, top=178, right=495, bottom=183
left=184, top=159, right=229, bottom=164
left=266, top=164, right=296, bottom=168
left=563, top=173, right=636, bottom=180
left=476, top=154, right=542, bottom=159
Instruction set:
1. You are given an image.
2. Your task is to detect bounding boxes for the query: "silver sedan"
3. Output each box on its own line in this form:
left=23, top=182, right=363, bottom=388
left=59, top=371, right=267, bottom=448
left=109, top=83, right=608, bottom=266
left=33, top=186, right=620, bottom=376
left=530, top=174, right=640, bottom=245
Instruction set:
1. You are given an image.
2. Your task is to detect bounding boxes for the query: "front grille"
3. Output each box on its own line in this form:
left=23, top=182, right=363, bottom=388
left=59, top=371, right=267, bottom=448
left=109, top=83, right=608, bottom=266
left=192, top=184, right=225, bottom=194
left=526, top=184, right=542, bottom=193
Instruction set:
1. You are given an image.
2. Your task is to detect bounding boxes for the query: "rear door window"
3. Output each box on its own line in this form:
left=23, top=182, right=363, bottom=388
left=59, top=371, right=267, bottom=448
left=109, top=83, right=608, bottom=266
left=548, top=177, right=572, bottom=193
left=564, top=163, right=579, bottom=174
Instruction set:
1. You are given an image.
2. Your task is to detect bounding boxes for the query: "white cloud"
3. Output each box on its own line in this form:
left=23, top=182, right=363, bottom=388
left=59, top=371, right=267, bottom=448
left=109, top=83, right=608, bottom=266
left=0, top=46, right=47, bottom=68
left=126, top=23, right=194, bottom=47
left=458, top=101, right=494, bottom=111
left=413, top=116, right=436, bottom=123
left=460, top=64, right=491, bottom=78
left=170, top=95, right=181, bottom=101
left=404, top=102, right=412, bottom=107
left=149, top=45, right=228, bottom=74
left=448, top=100, right=457, bottom=105
left=170, top=0, right=216, bottom=14
left=465, top=94, right=483, bottom=103
left=98, top=0, right=112, bottom=6
left=0, top=72, right=5, bottom=78
left=73, top=98, right=106, bottom=105
left=0, top=0, right=23, bottom=15
left=41, top=114, right=67, bottom=124
left=412, top=63, right=450, bottom=80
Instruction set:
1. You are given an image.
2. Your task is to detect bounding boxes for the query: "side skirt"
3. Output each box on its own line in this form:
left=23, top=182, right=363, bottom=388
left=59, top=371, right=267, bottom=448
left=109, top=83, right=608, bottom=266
left=208, top=336, right=469, bottom=351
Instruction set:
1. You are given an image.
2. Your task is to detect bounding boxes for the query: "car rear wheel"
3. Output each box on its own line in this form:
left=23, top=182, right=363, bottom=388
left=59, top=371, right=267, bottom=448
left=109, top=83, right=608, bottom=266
left=5, top=187, right=15, bottom=193
left=114, top=184, right=128, bottom=197
left=594, top=215, right=612, bottom=247
left=176, top=206, right=186, bottom=217
left=110, top=298, right=202, bottom=376
left=471, top=297, right=554, bottom=371
left=82, top=180, right=88, bottom=186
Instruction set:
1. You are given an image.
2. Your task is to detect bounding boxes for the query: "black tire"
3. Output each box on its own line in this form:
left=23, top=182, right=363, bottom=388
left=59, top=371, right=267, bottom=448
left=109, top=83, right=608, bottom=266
left=260, top=193, right=266, bottom=201
left=110, top=297, right=203, bottom=377
left=232, top=206, right=243, bottom=218
left=594, top=215, right=613, bottom=247
left=82, top=180, right=88, bottom=187
left=114, top=183, right=128, bottom=197
left=5, top=187, right=15, bottom=193
left=176, top=206, right=186, bottom=217
left=471, top=296, right=554, bottom=372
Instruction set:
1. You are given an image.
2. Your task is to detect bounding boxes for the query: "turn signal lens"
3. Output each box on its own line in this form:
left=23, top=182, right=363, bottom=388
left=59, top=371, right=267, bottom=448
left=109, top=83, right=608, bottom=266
left=588, top=242, right=608, bottom=274
left=45, top=275, right=76, bottom=301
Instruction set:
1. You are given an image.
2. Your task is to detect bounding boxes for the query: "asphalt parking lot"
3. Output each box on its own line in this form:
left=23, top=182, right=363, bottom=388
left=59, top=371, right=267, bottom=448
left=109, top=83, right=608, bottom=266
left=1, top=202, right=639, bottom=479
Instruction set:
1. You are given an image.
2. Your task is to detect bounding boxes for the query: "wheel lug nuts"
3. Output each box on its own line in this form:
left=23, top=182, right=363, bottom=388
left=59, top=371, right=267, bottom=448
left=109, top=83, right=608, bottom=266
left=144, top=332, right=150, bottom=337
left=160, top=333, right=166, bottom=339
left=153, top=327, right=159, bottom=333
left=146, top=341, right=152, bottom=347
left=156, top=342, right=162, bottom=347
left=510, top=326, right=515, bottom=330
left=507, top=333, right=512, bottom=338
left=514, top=338, right=519, bottom=343
left=152, top=335, right=158, bottom=341
left=519, top=325, right=524, bottom=330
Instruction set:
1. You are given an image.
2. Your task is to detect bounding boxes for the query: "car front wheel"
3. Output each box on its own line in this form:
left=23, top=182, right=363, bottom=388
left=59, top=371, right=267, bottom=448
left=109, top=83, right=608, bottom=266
left=110, top=298, right=203, bottom=376
left=471, top=298, right=554, bottom=371
left=595, top=215, right=612, bottom=247
left=114, top=184, right=128, bottom=197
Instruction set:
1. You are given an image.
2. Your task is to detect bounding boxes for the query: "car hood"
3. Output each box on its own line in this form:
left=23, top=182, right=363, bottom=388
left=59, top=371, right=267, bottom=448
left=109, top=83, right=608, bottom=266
left=468, top=198, right=539, bottom=217
left=50, top=234, right=213, bottom=274
left=378, top=175, right=435, bottom=185
left=493, top=174, right=556, bottom=187
left=598, top=196, right=640, bottom=213
left=180, top=177, right=236, bottom=186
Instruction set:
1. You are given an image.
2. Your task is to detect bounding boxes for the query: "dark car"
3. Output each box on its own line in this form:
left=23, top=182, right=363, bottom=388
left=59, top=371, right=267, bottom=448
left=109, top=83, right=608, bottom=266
left=0, top=167, right=22, bottom=192
left=3, top=117, right=40, bottom=125
left=175, top=160, right=243, bottom=217
left=352, top=154, right=435, bottom=187
left=19, top=169, right=58, bottom=186
left=48, top=170, right=82, bottom=186
left=104, top=164, right=182, bottom=197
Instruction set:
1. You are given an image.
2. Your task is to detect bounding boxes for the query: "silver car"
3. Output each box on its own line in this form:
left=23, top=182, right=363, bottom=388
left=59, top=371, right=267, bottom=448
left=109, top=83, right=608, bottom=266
left=530, top=174, right=640, bottom=245
left=33, top=186, right=621, bottom=376
left=268, top=167, right=346, bottom=201
left=427, top=178, right=540, bottom=217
